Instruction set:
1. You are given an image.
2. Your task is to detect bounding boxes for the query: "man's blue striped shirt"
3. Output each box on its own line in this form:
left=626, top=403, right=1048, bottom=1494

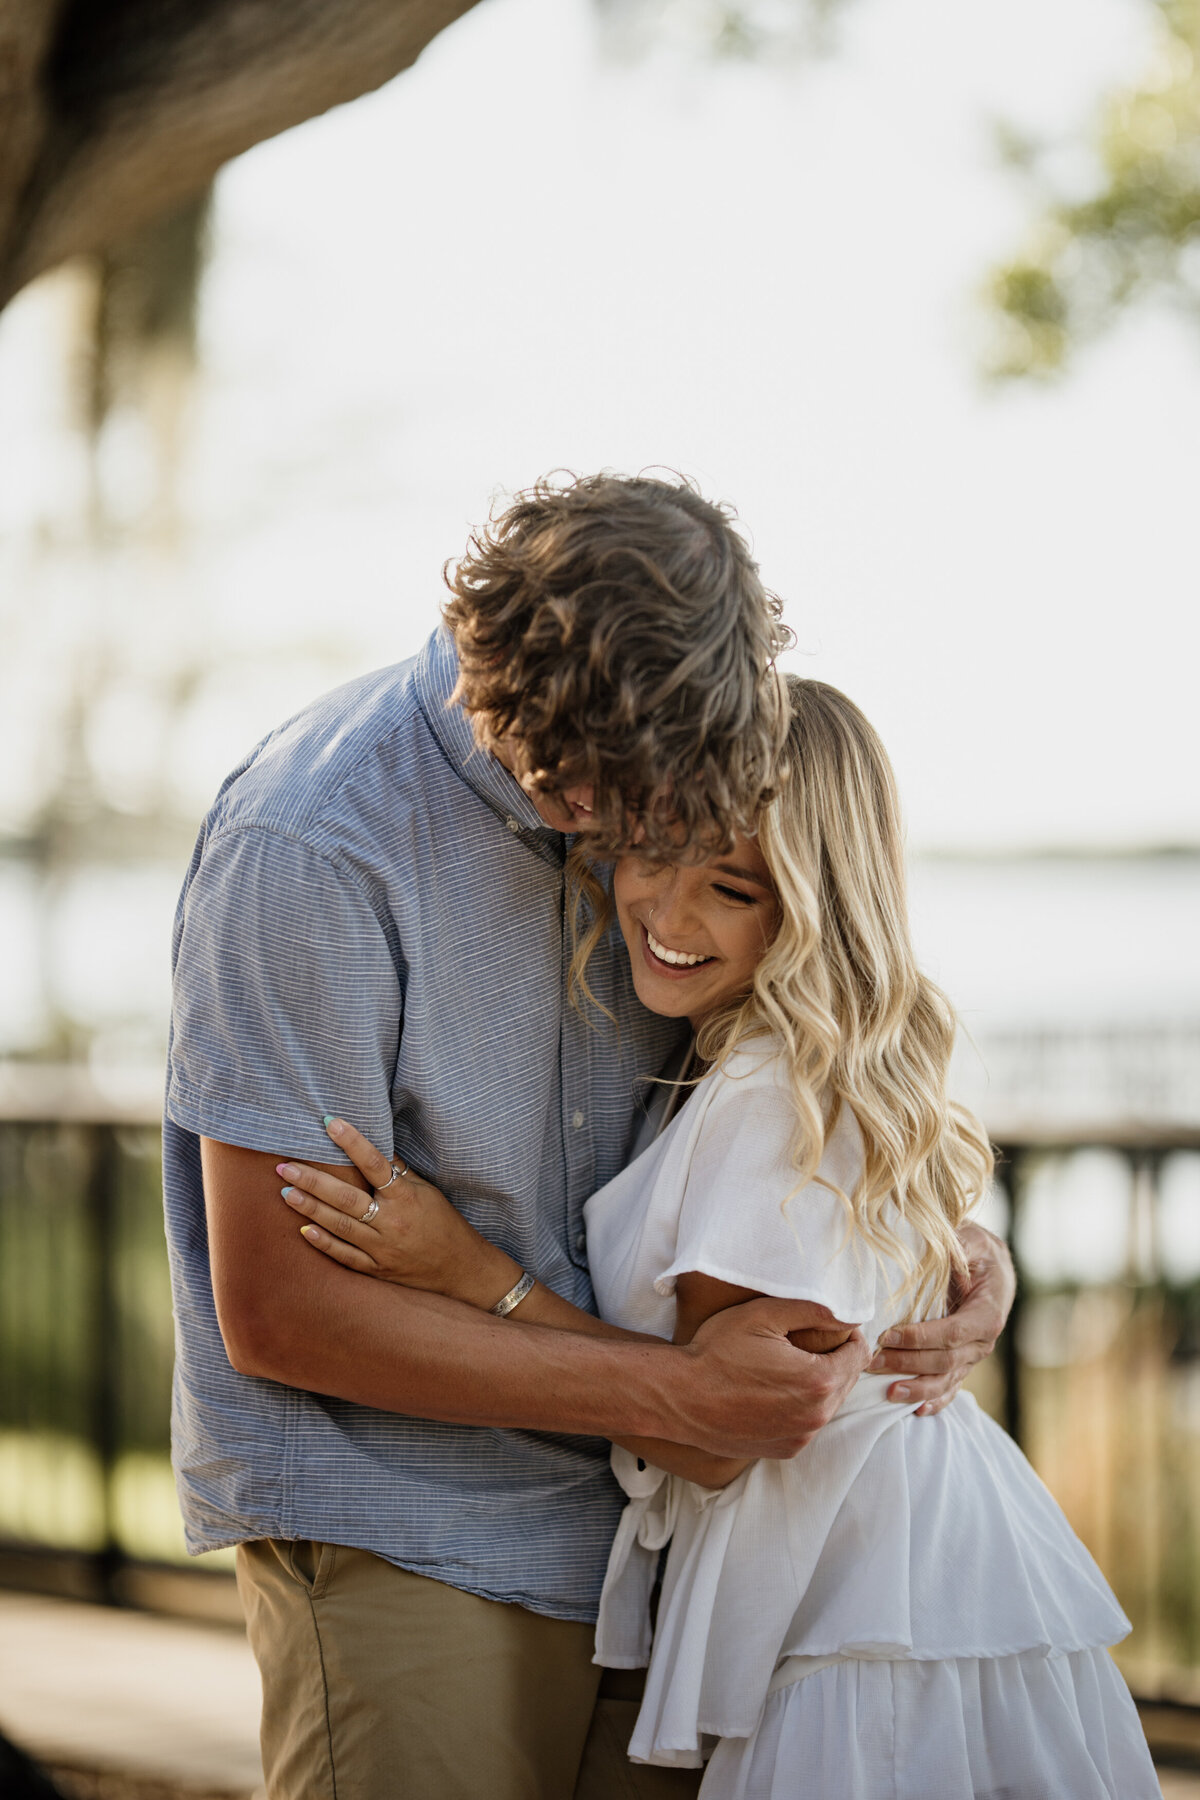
left=163, top=627, right=685, bottom=1620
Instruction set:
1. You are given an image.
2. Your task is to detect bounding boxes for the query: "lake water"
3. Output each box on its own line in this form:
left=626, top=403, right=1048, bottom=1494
left=1, top=849, right=1197, bottom=1132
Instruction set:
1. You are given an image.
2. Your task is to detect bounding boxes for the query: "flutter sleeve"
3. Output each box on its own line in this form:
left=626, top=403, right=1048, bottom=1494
left=653, top=1053, right=879, bottom=1324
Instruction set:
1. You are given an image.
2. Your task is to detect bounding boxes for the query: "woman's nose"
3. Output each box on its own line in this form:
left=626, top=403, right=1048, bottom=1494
left=650, top=875, right=696, bottom=937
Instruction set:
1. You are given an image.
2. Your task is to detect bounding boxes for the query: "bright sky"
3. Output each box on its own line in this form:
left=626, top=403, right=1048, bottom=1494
left=0, top=0, right=1196, bottom=864
left=186, top=0, right=1200, bottom=851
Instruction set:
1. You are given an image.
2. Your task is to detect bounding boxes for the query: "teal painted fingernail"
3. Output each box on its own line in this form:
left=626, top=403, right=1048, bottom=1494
left=323, top=1115, right=336, bottom=1126
left=281, top=1186, right=296, bottom=1200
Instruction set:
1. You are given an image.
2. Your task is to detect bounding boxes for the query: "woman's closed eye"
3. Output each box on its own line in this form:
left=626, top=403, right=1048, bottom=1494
left=714, top=884, right=758, bottom=905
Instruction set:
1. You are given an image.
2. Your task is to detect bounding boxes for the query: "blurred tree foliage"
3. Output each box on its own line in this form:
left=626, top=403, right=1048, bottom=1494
left=984, top=0, right=1200, bottom=379
left=593, top=0, right=846, bottom=62
left=599, top=0, right=1200, bottom=383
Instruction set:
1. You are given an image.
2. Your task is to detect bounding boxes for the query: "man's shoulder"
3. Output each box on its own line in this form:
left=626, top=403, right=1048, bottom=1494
left=205, top=650, right=431, bottom=848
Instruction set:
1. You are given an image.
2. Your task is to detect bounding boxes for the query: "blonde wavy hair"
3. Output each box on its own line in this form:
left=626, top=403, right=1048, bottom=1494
left=570, top=674, right=993, bottom=1318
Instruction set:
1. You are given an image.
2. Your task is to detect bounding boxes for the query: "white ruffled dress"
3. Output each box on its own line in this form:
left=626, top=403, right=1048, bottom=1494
left=584, top=1044, right=1159, bottom=1800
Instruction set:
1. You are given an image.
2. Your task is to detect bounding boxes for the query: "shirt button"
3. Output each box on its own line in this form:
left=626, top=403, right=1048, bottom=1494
left=575, top=1233, right=587, bottom=1255
left=506, top=816, right=521, bottom=833
left=572, top=1110, right=585, bottom=1130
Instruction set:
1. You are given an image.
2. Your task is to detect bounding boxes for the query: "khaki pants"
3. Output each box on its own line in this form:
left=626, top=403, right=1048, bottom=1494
left=237, top=1539, right=702, bottom=1800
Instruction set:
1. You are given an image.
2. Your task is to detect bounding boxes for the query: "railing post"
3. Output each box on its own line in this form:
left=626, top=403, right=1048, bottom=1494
left=993, top=1147, right=1023, bottom=1448
left=85, top=1122, right=123, bottom=1604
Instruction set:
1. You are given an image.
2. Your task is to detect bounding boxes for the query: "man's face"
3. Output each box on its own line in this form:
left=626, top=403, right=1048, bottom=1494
left=521, top=780, right=595, bottom=832
left=484, top=727, right=597, bottom=832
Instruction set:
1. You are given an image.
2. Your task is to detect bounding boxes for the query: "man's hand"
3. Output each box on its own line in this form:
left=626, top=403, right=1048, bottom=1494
left=868, top=1222, right=1016, bottom=1415
left=673, top=1297, right=871, bottom=1458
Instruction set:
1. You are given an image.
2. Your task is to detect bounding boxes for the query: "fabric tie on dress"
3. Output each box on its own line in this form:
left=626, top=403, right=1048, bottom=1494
left=594, top=1450, right=682, bottom=1669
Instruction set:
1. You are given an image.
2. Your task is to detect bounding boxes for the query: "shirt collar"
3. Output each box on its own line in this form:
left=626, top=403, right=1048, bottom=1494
left=413, top=626, right=558, bottom=837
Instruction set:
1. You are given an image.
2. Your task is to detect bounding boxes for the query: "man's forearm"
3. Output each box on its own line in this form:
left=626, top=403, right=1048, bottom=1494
left=203, top=1136, right=853, bottom=1459
left=230, top=1260, right=694, bottom=1441
left=206, top=1149, right=681, bottom=1437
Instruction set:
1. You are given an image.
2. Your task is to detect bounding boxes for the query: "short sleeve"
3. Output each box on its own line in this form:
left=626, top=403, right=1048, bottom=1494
left=654, top=1066, right=878, bottom=1324
left=167, top=827, right=401, bottom=1163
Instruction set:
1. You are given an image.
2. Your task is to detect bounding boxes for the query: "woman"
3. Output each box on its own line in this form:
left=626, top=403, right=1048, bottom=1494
left=276, top=678, right=1158, bottom=1798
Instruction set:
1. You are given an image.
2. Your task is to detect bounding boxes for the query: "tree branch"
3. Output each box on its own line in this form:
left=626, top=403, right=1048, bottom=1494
left=0, top=0, right=482, bottom=308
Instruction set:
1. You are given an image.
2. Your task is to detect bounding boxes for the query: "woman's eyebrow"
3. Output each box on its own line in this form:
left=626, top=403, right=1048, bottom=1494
left=713, top=862, right=773, bottom=889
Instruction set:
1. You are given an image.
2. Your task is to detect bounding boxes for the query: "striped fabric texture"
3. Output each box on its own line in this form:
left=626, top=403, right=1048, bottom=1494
left=163, top=627, right=686, bottom=1621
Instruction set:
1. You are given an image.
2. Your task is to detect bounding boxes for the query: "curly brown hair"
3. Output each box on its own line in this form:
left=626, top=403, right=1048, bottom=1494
left=442, top=471, right=793, bottom=858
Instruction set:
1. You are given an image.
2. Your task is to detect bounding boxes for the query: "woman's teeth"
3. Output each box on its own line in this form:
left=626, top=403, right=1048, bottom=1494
left=647, top=929, right=713, bottom=968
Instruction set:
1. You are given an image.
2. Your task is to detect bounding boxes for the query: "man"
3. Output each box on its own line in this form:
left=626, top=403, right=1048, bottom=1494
left=164, top=472, right=1012, bottom=1799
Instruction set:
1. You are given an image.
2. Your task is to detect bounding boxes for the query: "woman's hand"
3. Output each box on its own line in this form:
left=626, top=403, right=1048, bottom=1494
left=277, top=1118, right=522, bottom=1311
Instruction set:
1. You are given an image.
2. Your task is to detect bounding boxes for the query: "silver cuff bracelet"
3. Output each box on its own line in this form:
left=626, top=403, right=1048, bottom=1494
left=490, top=1269, right=536, bottom=1317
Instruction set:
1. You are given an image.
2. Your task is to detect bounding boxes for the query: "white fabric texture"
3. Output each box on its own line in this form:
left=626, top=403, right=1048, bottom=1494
left=702, top=1648, right=1158, bottom=1799
left=584, top=1044, right=1157, bottom=1796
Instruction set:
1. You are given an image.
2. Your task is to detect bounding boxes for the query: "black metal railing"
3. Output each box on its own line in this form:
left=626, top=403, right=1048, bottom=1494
left=1, top=1115, right=1198, bottom=1698
left=0, top=1117, right=235, bottom=1603
left=990, top=1132, right=1200, bottom=1703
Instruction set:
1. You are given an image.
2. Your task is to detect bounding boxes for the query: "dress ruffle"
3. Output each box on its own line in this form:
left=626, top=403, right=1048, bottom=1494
left=595, top=1384, right=1131, bottom=1770
left=700, top=1645, right=1161, bottom=1799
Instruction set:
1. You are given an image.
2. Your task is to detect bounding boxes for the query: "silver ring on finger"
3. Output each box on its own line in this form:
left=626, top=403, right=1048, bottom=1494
left=375, top=1158, right=409, bottom=1191
left=361, top=1197, right=380, bottom=1223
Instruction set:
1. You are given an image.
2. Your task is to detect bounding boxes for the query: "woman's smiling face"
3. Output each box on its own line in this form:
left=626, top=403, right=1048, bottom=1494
left=613, top=833, right=780, bottom=1029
